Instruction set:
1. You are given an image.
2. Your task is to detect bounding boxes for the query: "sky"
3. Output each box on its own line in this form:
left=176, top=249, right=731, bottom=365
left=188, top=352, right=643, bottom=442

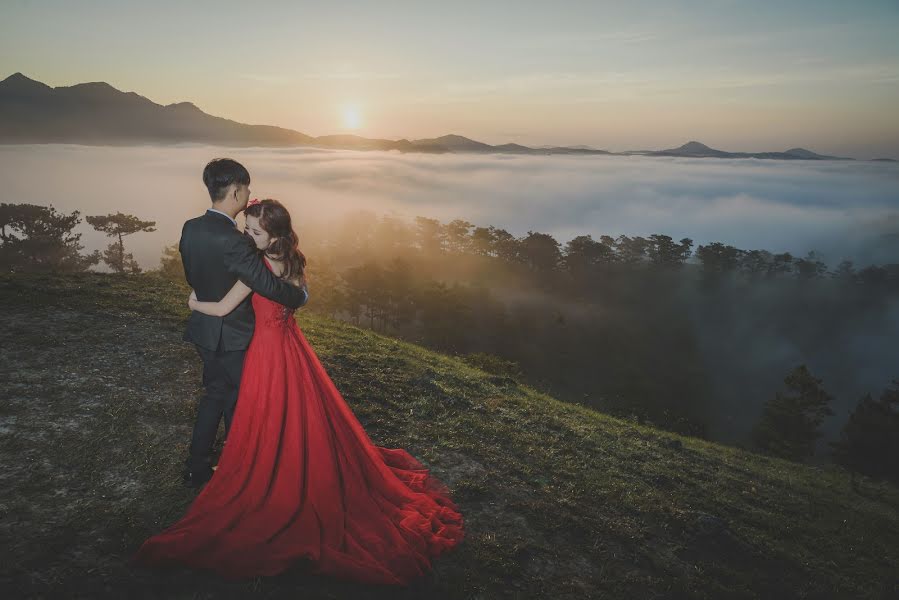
left=1, top=0, right=899, bottom=158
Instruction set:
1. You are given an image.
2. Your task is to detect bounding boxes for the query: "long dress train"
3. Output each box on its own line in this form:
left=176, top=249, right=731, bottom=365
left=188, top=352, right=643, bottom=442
left=132, top=257, right=465, bottom=585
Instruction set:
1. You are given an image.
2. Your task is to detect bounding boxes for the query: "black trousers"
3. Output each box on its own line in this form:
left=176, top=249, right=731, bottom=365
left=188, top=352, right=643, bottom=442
left=185, top=336, right=247, bottom=473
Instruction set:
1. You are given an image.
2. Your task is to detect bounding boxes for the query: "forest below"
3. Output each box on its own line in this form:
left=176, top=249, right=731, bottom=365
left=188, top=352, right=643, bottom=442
left=3, top=202, right=898, bottom=481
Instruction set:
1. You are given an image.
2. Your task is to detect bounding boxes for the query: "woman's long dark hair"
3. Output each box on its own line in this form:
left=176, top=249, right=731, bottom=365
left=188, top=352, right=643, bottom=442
left=244, top=199, right=306, bottom=284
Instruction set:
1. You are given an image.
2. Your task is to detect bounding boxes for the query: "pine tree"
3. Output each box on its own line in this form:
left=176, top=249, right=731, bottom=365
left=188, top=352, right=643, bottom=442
left=0, top=203, right=100, bottom=272
left=156, top=243, right=184, bottom=281
left=830, top=379, right=899, bottom=485
left=85, top=212, right=156, bottom=274
left=752, top=364, right=834, bottom=461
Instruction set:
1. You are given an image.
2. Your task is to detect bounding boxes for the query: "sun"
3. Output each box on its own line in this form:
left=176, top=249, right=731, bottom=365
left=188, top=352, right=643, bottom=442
left=342, top=104, right=362, bottom=130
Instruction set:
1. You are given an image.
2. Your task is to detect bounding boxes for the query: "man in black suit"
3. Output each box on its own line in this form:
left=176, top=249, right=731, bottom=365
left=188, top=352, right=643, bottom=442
left=179, top=158, right=308, bottom=488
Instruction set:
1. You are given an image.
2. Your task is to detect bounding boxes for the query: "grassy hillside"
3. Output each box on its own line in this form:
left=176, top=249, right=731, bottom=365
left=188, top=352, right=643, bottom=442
left=0, top=271, right=896, bottom=599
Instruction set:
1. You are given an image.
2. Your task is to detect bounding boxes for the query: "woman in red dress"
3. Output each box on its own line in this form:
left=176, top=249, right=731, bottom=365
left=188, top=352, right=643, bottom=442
left=132, top=199, right=465, bottom=585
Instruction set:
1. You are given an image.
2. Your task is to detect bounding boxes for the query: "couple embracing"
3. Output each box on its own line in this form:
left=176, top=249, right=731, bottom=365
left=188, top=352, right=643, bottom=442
left=131, top=158, right=464, bottom=585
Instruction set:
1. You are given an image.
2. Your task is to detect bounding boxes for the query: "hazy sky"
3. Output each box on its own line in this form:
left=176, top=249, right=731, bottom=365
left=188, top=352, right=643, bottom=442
left=2, top=0, right=899, bottom=158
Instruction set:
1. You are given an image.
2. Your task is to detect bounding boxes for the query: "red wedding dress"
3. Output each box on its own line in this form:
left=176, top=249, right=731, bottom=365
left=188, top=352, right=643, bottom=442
left=132, top=258, right=465, bottom=585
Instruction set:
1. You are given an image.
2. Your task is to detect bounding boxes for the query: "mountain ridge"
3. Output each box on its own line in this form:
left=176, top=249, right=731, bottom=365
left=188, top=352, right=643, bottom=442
left=0, top=72, right=867, bottom=160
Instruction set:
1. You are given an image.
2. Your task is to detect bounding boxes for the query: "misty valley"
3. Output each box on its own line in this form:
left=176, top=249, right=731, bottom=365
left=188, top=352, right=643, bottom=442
left=3, top=179, right=897, bottom=480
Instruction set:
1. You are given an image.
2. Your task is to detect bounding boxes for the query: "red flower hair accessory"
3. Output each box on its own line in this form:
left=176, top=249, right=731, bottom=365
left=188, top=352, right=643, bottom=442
left=245, top=198, right=261, bottom=211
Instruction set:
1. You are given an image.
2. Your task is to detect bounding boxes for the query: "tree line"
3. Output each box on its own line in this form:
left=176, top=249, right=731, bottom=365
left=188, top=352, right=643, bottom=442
left=754, top=365, right=898, bottom=485
left=2, top=203, right=896, bottom=483
left=0, top=203, right=155, bottom=274
left=3, top=203, right=894, bottom=286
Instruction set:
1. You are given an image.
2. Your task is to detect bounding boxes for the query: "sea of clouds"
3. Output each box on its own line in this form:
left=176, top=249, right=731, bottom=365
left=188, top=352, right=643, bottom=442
left=1, top=143, right=897, bottom=270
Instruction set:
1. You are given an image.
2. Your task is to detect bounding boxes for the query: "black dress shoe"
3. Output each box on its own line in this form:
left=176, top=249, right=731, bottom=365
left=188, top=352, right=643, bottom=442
left=182, top=467, right=213, bottom=489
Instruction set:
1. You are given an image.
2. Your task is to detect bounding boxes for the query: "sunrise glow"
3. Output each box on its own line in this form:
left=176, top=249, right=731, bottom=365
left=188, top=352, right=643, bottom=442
left=342, top=105, right=362, bottom=130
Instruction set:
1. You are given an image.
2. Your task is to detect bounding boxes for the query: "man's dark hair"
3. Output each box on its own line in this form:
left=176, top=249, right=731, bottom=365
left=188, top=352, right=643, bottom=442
left=203, top=158, right=250, bottom=202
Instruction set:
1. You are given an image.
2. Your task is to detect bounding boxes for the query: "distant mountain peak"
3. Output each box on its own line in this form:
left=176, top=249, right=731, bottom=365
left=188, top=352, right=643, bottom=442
left=53, top=80, right=132, bottom=102
left=62, top=81, right=120, bottom=93
left=677, top=141, right=713, bottom=152
left=411, top=134, right=493, bottom=150
left=783, top=148, right=818, bottom=158
left=164, top=101, right=202, bottom=111
left=2, top=72, right=33, bottom=84
left=0, top=71, right=52, bottom=94
left=653, top=140, right=735, bottom=157
left=437, top=134, right=476, bottom=142
left=71, top=80, right=115, bottom=89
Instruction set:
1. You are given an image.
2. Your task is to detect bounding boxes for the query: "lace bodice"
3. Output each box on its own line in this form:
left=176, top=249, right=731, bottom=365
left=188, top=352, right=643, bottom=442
left=251, top=257, right=299, bottom=329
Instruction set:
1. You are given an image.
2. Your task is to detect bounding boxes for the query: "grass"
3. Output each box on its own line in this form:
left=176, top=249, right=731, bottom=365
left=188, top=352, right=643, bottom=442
left=0, top=270, right=897, bottom=599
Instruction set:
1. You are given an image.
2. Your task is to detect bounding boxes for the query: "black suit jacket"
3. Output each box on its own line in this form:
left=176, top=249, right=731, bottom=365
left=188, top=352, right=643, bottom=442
left=180, top=209, right=309, bottom=351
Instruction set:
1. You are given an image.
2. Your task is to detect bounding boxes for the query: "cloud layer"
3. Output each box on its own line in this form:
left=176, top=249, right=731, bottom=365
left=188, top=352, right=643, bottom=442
left=1, top=144, right=897, bottom=269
